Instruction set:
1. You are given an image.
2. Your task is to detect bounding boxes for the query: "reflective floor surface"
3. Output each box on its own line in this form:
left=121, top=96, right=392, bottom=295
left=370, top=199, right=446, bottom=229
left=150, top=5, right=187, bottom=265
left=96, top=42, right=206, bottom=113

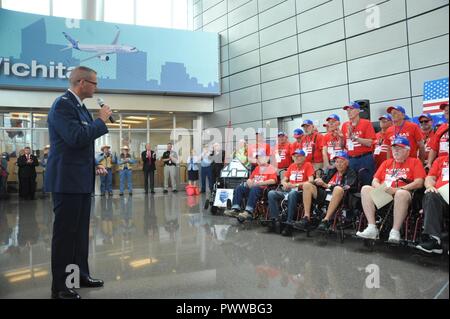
left=0, top=192, right=448, bottom=299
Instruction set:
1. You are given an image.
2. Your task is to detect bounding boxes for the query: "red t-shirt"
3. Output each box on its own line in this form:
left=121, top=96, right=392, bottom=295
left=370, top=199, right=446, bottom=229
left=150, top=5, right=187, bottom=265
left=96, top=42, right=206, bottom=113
left=374, top=158, right=426, bottom=188
left=250, top=164, right=278, bottom=186
left=248, top=143, right=272, bottom=165
left=342, top=119, right=376, bottom=157
left=300, top=132, right=324, bottom=163
left=322, top=132, right=343, bottom=161
left=290, top=140, right=303, bottom=156
left=373, top=131, right=390, bottom=169
left=429, top=123, right=449, bottom=158
left=285, top=162, right=314, bottom=187
left=328, top=171, right=345, bottom=186
left=423, top=130, right=435, bottom=160
left=428, top=156, right=449, bottom=189
left=385, top=121, right=424, bottom=158
left=273, top=142, right=292, bottom=169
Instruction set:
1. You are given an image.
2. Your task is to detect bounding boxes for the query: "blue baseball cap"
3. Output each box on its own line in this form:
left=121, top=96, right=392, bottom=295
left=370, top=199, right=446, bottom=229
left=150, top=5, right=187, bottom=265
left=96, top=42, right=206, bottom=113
left=326, top=114, right=340, bottom=122
left=292, top=149, right=306, bottom=157
left=378, top=114, right=393, bottom=121
left=301, top=119, right=314, bottom=127
left=418, top=113, right=433, bottom=122
left=387, top=105, right=406, bottom=115
left=436, top=119, right=446, bottom=126
left=343, top=101, right=361, bottom=110
left=332, top=150, right=349, bottom=161
left=277, top=131, right=287, bottom=137
left=392, top=136, right=410, bottom=148
left=293, top=128, right=304, bottom=138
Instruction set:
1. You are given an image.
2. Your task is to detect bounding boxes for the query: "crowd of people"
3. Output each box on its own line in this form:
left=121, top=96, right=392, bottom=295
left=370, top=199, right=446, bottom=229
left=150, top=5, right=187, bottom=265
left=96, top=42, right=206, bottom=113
left=222, top=101, right=449, bottom=255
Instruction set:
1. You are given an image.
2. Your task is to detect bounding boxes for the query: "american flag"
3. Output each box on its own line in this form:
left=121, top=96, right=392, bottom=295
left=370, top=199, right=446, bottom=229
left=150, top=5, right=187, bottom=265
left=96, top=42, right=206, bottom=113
left=423, top=78, right=449, bottom=114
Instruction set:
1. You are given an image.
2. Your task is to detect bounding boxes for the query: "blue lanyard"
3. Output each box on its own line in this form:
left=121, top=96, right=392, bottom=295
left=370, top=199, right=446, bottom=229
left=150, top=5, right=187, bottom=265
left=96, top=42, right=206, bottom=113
left=394, top=121, right=406, bottom=138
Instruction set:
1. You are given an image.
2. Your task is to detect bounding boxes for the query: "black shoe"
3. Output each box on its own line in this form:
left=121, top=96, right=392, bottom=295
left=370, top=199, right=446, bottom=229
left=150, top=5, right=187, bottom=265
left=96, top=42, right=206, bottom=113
left=163, top=190, right=168, bottom=194
left=281, top=224, right=293, bottom=236
left=100, top=193, right=105, bottom=197
left=80, top=276, right=104, bottom=288
left=173, top=190, right=178, bottom=193
left=295, top=217, right=310, bottom=230
left=151, top=191, right=155, bottom=194
left=129, top=192, right=132, bottom=196
left=108, top=192, right=113, bottom=197
left=416, top=235, right=443, bottom=255
left=51, top=289, right=81, bottom=299
left=119, top=193, right=124, bottom=196
left=317, top=220, right=332, bottom=232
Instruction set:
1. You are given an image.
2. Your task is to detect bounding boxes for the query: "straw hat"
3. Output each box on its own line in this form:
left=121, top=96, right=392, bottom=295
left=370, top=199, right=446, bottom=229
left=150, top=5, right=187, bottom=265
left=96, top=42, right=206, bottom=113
left=101, top=145, right=111, bottom=152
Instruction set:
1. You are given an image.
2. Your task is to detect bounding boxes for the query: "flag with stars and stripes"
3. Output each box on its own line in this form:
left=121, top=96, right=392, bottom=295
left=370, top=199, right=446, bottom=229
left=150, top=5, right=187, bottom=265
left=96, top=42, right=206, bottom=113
left=423, top=78, right=449, bottom=114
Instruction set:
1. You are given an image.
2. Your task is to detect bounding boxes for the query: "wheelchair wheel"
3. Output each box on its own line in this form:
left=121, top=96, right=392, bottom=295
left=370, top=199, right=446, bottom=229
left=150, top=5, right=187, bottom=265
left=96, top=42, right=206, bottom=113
left=211, top=206, right=218, bottom=215
left=204, top=200, right=210, bottom=210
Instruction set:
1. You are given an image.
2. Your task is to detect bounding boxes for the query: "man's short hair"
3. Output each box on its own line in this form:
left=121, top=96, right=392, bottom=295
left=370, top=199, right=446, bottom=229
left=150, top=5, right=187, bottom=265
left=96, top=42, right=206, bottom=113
left=69, top=66, right=97, bottom=87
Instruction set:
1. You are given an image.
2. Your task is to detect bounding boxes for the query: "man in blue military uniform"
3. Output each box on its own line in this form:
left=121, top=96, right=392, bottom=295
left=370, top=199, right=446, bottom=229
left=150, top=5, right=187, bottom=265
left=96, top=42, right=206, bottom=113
left=45, top=66, right=112, bottom=299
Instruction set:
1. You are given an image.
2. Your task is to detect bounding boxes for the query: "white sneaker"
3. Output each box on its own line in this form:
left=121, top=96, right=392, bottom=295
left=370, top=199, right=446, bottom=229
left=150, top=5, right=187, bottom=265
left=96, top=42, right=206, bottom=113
left=238, top=211, right=253, bottom=220
left=356, top=225, right=379, bottom=239
left=388, top=229, right=401, bottom=243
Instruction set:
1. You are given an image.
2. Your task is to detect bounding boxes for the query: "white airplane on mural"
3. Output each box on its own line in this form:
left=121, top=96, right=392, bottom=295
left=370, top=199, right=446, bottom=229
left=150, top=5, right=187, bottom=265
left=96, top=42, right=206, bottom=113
left=61, top=27, right=138, bottom=62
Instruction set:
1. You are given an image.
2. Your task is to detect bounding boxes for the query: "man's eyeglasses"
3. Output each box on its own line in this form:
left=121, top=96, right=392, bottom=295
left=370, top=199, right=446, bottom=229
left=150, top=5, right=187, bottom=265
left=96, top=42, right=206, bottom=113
left=81, top=79, right=98, bottom=86
left=419, top=120, right=430, bottom=124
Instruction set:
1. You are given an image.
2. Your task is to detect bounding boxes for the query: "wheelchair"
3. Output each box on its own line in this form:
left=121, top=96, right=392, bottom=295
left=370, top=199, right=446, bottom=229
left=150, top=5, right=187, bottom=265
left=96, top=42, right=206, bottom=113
left=355, top=179, right=425, bottom=250
left=291, top=168, right=366, bottom=243
left=204, top=159, right=249, bottom=215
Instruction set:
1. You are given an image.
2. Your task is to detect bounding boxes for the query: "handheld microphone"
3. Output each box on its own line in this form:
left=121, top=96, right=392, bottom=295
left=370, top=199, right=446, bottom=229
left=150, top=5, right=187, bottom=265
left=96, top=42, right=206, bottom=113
left=97, top=98, right=115, bottom=123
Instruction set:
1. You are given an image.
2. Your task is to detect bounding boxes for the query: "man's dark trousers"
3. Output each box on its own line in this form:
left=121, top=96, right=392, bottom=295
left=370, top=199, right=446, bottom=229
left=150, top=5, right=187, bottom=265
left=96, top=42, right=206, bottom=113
left=51, top=193, right=91, bottom=292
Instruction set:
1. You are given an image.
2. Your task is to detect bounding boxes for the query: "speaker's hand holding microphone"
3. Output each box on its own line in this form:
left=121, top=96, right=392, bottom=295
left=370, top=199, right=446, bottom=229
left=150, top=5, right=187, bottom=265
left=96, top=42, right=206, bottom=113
left=97, top=98, right=115, bottom=123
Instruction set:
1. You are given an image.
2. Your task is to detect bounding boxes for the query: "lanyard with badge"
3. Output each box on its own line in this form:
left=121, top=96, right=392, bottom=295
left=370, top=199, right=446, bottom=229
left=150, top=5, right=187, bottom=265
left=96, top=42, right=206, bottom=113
left=385, top=162, right=402, bottom=188
left=443, top=162, right=449, bottom=182
left=374, top=135, right=384, bottom=155
left=440, top=131, right=449, bottom=154
left=347, top=121, right=359, bottom=151
left=394, top=121, right=406, bottom=138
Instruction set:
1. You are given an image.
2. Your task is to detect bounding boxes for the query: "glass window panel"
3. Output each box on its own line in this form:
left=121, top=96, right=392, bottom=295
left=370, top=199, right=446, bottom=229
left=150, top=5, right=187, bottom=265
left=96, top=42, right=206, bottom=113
left=175, top=116, right=193, bottom=129
left=0, top=128, right=32, bottom=156
left=95, top=130, right=121, bottom=157
left=104, top=0, right=134, bottom=24
left=136, top=0, right=172, bottom=28
left=120, top=114, right=148, bottom=129
left=149, top=114, right=174, bottom=130
left=52, top=0, right=82, bottom=19
left=1, top=112, right=31, bottom=129
left=32, top=130, right=49, bottom=158
left=1, top=0, right=50, bottom=15
left=32, top=113, right=49, bottom=128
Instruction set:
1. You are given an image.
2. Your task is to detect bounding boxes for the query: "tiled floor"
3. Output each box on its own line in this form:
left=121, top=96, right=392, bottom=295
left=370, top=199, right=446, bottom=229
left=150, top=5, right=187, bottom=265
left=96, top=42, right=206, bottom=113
left=0, top=192, right=448, bottom=299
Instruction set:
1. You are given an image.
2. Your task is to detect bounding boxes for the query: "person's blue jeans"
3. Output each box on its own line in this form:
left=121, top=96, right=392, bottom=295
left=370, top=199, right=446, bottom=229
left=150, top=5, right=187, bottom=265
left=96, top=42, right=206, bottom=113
left=119, top=169, right=133, bottom=193
left=100, top=168, right=113, bottom=193
left=231, top=184, right=263, bottom=214
left=349, top=153, right=375, bottom=187
left=201, top=166, right=212, bottom=192
left=268, top=189, right=302, bottom=223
